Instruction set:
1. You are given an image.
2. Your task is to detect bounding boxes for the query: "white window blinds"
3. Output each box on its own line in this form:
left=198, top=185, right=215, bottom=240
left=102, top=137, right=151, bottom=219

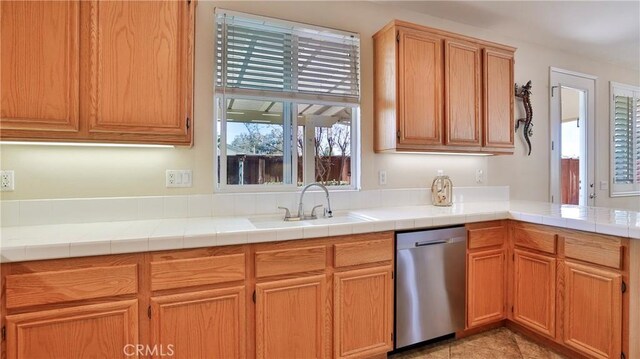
left=215, top=10, right=360, bottom=104
left=611, top=82, right=640, bottom=195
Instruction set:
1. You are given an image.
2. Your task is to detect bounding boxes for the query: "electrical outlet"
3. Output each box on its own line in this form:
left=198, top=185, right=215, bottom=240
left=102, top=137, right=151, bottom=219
left=166, top=170, right=192, bottom=188
left=475, top=169, right=484, bottom=184
left=0, top=170, right=15, bottom=192
left=379, top=170, right=387, bottom=185
left=167, top=171, right=178, bottom=186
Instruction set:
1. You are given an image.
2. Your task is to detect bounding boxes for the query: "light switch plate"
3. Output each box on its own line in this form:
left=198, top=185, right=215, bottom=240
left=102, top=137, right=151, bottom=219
left=0, top=170, right=14, bottom=192
left=378, top=170, right=387, bottom=185
left=475, top=169, right=484, bottom=184
left=599, top=181, right=609, bottom=190
left=166, top=170, right=192, bottom=188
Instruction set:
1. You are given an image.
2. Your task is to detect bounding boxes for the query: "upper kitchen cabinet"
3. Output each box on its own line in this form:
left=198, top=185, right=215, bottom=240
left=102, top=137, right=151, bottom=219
left=0, top=1, right=80, bottom=135
left=483, top=48, right=515, bottom=148
left=444, top=39, right=482, bottom=146
left=373, top=20, right=516, bottom=154
left=395, top=27, right=443, bottom=147
left=84, top=1, right=194, bottom=145
left=0, top=0, right=195, bottom=146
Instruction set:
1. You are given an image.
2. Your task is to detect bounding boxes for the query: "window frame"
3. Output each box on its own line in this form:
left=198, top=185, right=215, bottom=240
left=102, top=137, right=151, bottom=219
left=216, top=95, right=297, bottom=192
left=215, top=93, right=360, bottom=193
left=610, top=81, right=640, bottom=197
left=213, top=9, right=361, bottom=193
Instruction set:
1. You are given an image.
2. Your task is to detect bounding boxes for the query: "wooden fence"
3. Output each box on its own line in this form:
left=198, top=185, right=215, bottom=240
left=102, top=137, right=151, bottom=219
left=561, top=157, right=579, bottom=205
left=225, top=155, right=351, bottom=185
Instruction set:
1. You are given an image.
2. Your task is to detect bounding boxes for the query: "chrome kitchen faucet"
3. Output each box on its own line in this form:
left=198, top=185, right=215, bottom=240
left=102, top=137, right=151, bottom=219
left=279, top=182, right=333, bottom=221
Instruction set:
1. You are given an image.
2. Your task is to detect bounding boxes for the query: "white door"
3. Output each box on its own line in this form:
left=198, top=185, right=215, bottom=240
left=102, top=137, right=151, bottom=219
left=549, top=68, right=597, bottom=206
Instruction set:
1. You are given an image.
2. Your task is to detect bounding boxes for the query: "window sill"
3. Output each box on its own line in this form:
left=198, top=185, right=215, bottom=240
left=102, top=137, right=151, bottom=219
left=215, top=185, right=359, bottom=194
left=609, top=191, right=640, bottom=198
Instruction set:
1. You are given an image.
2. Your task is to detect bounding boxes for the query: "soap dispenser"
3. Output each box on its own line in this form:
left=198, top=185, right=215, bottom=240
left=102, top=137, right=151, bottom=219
left=431, top=170, right=453, bottom=207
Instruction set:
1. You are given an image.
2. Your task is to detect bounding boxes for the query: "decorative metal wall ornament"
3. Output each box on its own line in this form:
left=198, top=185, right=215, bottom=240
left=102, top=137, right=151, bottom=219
left=515, top=80, right=533, bottom=156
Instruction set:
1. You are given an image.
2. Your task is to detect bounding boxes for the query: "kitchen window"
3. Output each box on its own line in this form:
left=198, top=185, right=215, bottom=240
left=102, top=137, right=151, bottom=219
left=610, top=82, right=640, bottom=196
left=214, top=10, right=360, bottom=190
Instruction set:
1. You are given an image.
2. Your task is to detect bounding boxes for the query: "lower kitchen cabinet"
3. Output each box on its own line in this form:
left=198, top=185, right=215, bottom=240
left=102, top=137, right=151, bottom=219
left=150, top=287, right=246, bottom=359
left=512, top=249, right=556, bottom=338
left=5, top=300, right=138, bottom=359
left=255, top=275, right=327, bottom=359
left=334, top=266, right=393, bottom=359
left=6, top=225, right=631, bottom=358
left=563, top=261, right=622, bottom=359
left=467, top=248, right=506, bottom=327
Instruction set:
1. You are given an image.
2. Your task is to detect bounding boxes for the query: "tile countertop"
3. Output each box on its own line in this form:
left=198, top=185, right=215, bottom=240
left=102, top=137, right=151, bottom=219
left=1, top=200, right=639, bottom=263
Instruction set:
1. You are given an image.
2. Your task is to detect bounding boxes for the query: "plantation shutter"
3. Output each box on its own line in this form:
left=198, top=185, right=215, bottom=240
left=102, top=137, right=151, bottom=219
left=611, top=83, right=640, bottom=196
left=635, top=95, right=640, bottom=182
left=215, top=10, right=360, bottom=104
left=613, top=94, right=634, bottom=184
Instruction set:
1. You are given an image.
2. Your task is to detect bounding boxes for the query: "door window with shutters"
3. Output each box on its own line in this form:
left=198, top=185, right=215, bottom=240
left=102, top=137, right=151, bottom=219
left=610, top=82, right=640, bottom=196
left=214, top=9, right=360, bottom=191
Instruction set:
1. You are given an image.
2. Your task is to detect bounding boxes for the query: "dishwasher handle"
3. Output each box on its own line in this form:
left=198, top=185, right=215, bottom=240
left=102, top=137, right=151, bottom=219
left=414, top=235, right=466, bottom=247
left=415, top=240, right=448, bottom=247
left=396, top=228, right=467, bottom=251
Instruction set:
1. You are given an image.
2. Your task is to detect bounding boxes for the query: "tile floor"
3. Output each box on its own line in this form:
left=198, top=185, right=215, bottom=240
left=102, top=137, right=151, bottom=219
left=389, top=328, right=566, bottom=359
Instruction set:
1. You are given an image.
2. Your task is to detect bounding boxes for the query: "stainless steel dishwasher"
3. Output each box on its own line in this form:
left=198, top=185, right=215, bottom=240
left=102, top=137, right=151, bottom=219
left=395, top=226, right=466, bottom=349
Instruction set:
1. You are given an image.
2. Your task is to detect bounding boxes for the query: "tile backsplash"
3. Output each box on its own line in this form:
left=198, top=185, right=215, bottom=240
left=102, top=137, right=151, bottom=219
left=1, top=186, right=508, bottom=227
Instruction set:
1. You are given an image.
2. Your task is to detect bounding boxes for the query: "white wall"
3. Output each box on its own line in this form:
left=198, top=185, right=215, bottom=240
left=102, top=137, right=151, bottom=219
left=487, top=41, right=639, bottom=210
left=1, top=1, right=638, bottom=211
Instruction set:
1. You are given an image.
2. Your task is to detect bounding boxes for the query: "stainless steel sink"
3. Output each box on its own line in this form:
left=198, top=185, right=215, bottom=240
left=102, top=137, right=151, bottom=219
left=304, top=212, right=373, bottom=225
left=249, top=212, right=372, bottom=229
left=249, top=216, right=306, bottom=229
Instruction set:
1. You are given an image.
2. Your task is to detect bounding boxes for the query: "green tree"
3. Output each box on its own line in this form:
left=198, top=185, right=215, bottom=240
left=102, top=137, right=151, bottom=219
left=231, top=123, right=283, bottom=155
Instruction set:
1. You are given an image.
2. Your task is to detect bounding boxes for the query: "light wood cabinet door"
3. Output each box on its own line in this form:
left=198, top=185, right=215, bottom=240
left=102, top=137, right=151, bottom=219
left=150, top=287, right=246, bottom=359
left=334, top=266, right=393, bottom=359
left=255, top=275, right=327, bottom=359
left=483, top=48, right=514, bottom=148
left=85, top=0, right=194, bottom=144
left=467, top=248, right=506, bottom=328
left=513, top=249, right=556, bottom=338
left=444, top=39, right=482, bottom=146
left=397, top=28, right=443, bottom=146
left=0, top=1, right=80, bottom=135
left=563, top=261, right=622, bottom=359
left=6, top=299, right=138, bottom=359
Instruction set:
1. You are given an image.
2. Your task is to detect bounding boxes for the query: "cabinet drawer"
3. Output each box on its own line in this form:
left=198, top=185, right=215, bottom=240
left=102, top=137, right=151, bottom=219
left=6, top=265, right=138, bottom=309
left=564, top=233, right=623, bottom=269
left=255, top=246, right=326, bottom=278
left=150, top=253, right=245, bottom=291
left=513, top=226, right=557, bottom=254
left=468, top=224, right=506, bottom=249
left=334, top=238, right=393, bottom=268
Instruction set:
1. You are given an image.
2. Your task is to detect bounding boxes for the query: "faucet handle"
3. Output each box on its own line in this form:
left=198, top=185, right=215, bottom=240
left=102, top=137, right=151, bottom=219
left=324, top=208, right=333, bottom=218
left=310, top=204, right=323, bottom=218
left=278, top=206, right=291, bottom=219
